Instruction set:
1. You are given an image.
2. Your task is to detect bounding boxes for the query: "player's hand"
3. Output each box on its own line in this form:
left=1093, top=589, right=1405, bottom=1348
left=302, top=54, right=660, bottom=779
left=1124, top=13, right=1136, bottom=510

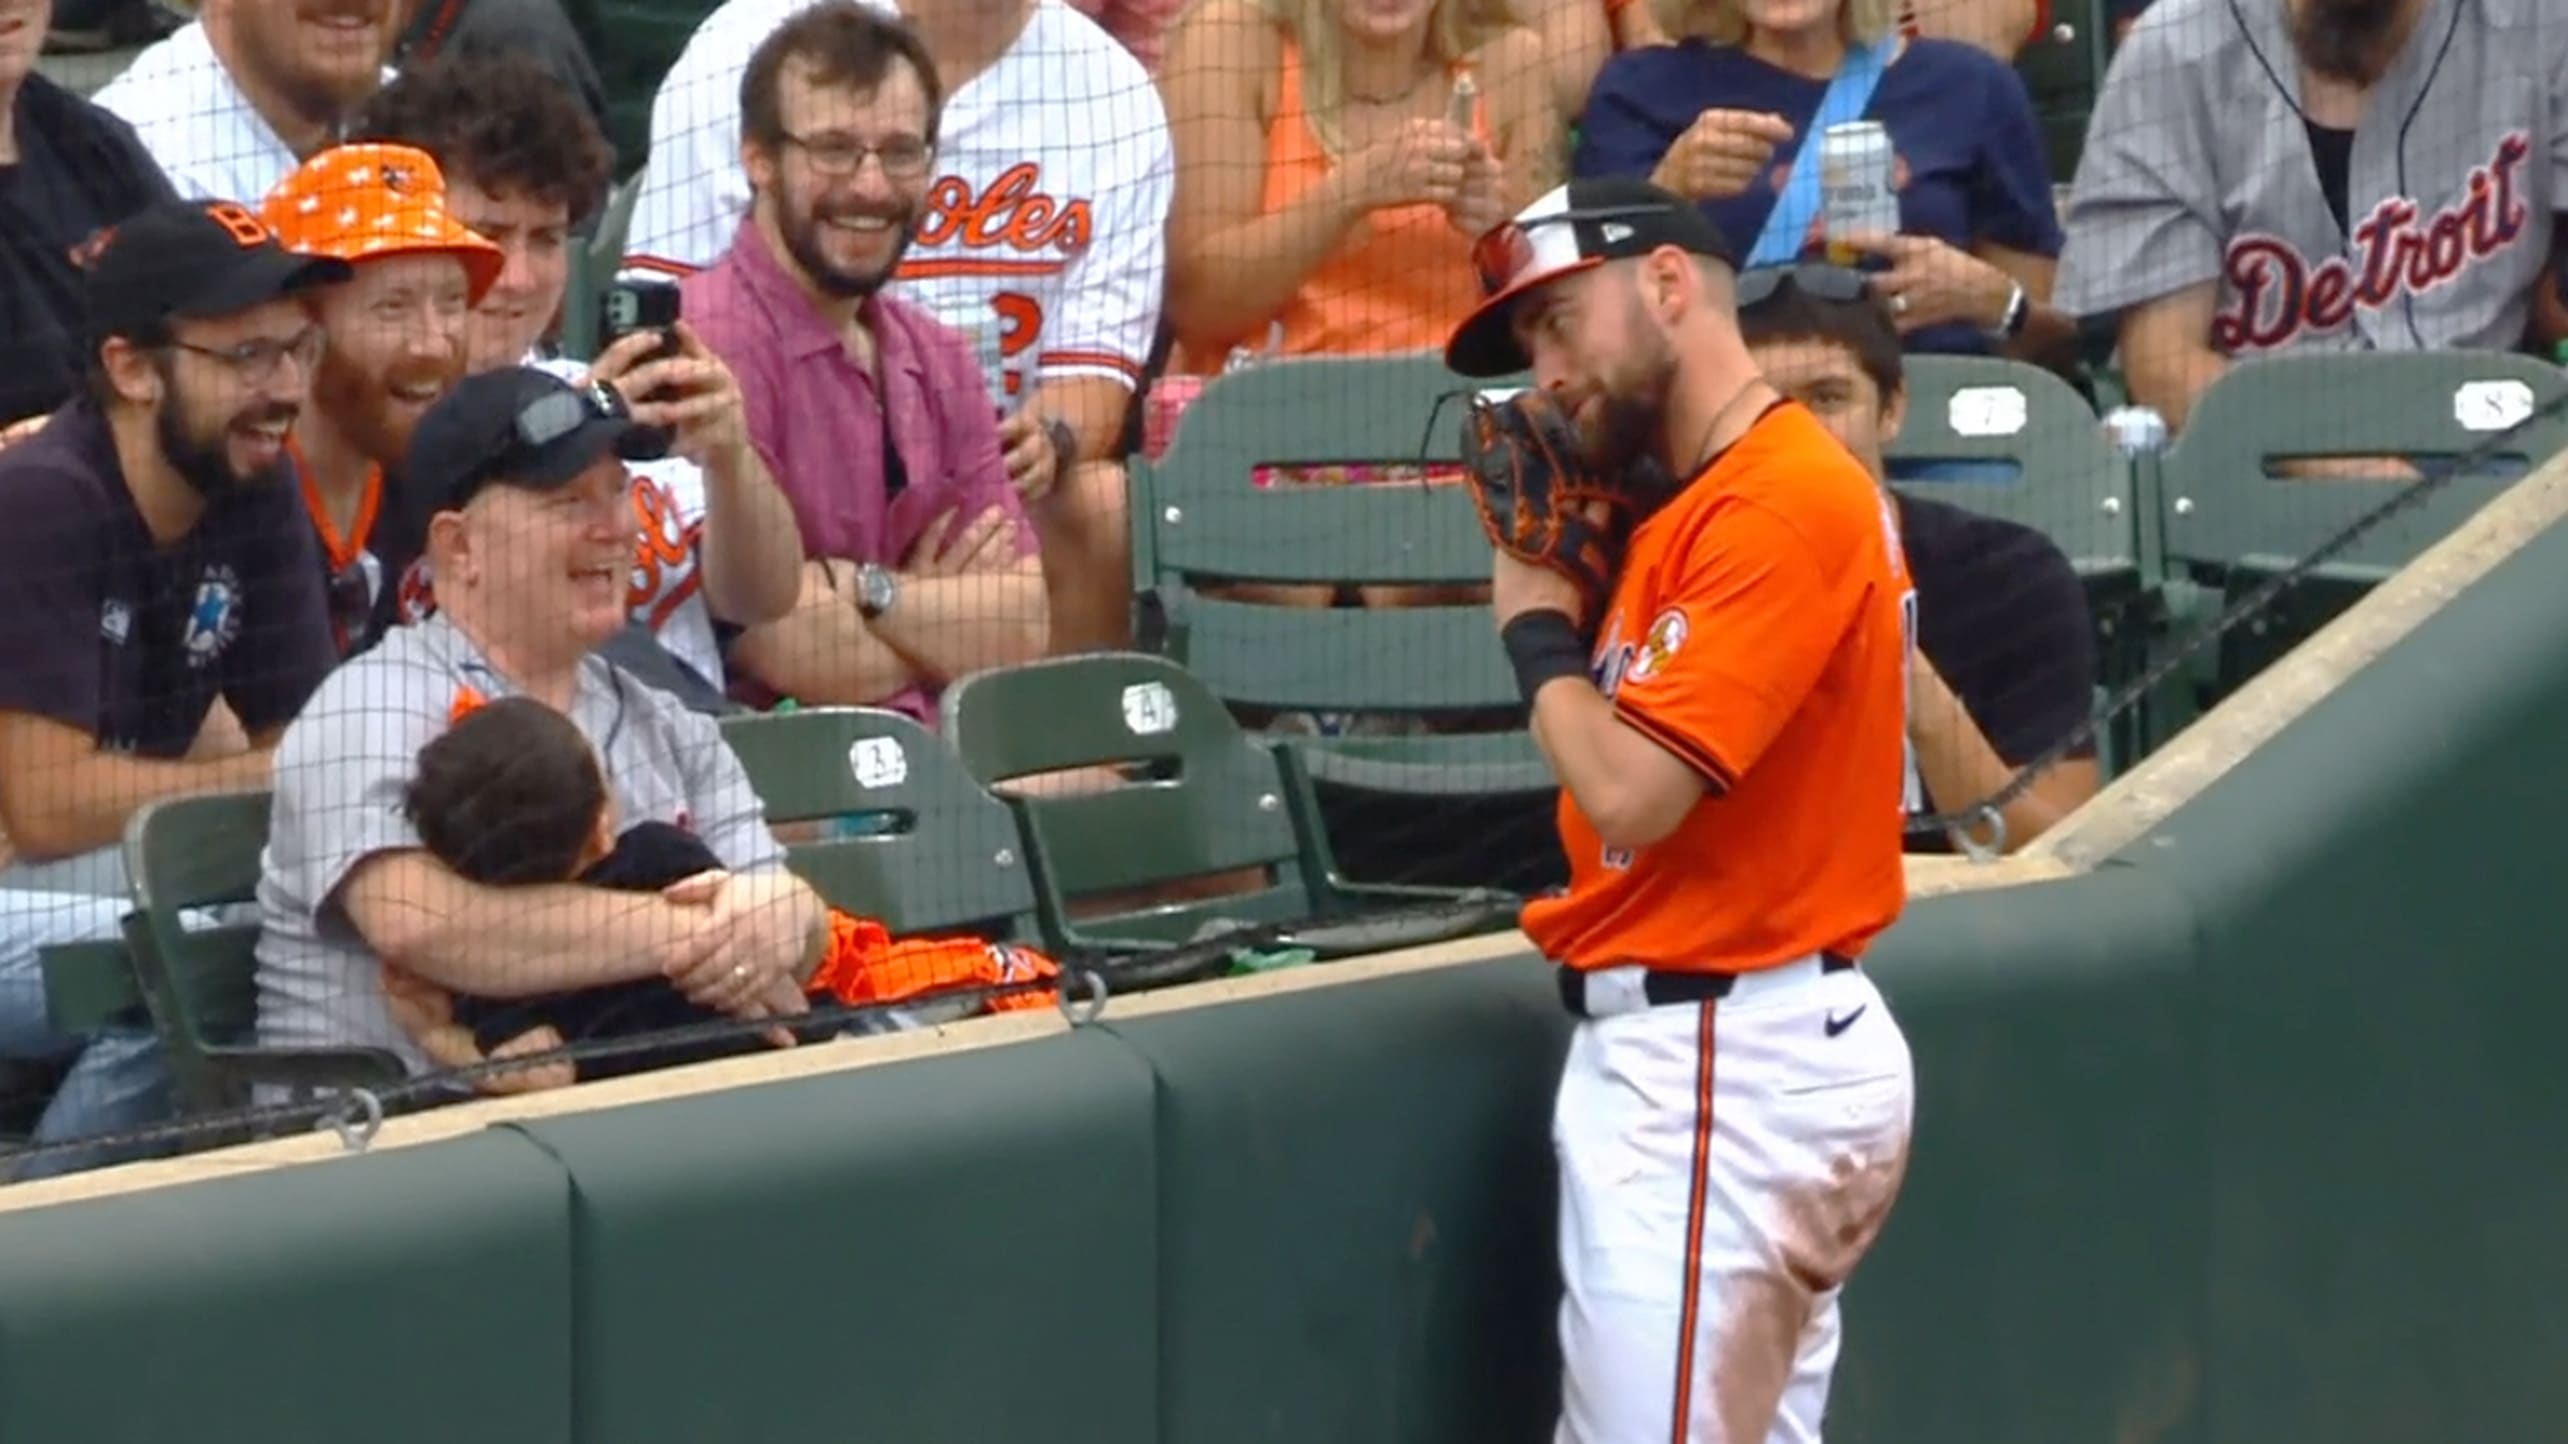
left=1343, top=117, right=1480, bottom=213
left=907, top=505, right=1017, bottom=577
left=1651, top=109, right=1793, bottom=203
left=1831, top=232, right=2019, bottom=334
left=1444, top=141, right=1509, bottom=239
left=585, top=321, right=755, bottom=474
left=1490, top=549, right=1589, bottom=632
left=998, top=408, right=1065, bottom=502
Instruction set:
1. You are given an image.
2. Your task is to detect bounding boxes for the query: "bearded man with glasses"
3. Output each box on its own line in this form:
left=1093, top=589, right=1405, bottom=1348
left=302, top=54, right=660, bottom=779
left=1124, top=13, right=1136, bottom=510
left=0, top=199, right=346, bottom=1178
left=681, top=2, right=1051, bottom=729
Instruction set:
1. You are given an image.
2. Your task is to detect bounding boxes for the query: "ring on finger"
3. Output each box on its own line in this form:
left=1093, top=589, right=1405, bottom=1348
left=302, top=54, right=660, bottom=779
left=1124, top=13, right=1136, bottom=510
left=1889, top=294, right=1911, bottom=316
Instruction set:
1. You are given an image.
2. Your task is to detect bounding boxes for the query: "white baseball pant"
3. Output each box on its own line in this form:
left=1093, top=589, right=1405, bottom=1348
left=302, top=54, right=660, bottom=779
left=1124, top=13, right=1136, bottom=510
left=1551, top=954, right=1915, bottom=1444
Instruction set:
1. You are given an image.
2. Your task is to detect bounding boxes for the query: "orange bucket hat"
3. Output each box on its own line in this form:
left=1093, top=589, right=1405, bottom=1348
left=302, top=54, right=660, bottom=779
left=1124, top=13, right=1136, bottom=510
left=259, top=142, right=505, bottom=305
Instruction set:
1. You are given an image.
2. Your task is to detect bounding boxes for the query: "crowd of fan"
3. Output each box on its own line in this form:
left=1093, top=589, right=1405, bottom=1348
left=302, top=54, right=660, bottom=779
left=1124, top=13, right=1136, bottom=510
left=0, top=0, right=2557, bottom=1179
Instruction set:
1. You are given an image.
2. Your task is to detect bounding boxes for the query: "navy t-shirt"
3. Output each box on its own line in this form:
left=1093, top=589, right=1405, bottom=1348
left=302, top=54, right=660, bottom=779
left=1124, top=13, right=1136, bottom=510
left=1574, top=38, right=2064, bottom=355
left=1896, top=489, right=2097, bottom=852
left=0, top=399, right=338, bottom=756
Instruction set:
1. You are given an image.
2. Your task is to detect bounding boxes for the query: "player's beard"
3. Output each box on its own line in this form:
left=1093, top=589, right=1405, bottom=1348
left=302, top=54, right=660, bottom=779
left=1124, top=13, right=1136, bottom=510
left=2291, top=0, right=2410, bottom=84
left=1581, top=301, right=1681, bottom=481
left=779, top=174, right=918, bottom=300
left=156, top=384, right=296, bottom=499
left=311, top=343, right=463, bottom=468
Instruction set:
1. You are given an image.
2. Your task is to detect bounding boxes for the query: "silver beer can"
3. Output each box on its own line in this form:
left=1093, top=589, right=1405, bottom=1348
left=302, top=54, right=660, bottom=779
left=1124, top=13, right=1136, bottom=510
left=1819, top=121, right=1899, bottom=264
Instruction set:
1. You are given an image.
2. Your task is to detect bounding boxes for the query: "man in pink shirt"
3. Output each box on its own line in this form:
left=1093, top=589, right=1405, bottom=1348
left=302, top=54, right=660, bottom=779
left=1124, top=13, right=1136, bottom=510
left=682, top=1, right=1048, bottom=724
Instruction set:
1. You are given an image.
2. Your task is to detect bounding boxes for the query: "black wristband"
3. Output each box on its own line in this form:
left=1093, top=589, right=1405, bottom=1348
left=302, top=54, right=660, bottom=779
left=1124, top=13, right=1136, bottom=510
left=1501, top=610, right=1591, bottom=708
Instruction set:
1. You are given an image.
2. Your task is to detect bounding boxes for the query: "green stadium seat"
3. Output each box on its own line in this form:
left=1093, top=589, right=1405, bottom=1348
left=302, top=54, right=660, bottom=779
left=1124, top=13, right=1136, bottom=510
left=1134, top=353, right=1551, bottom=799
left=2160, top=350, right=2568, bottom=698
left=943, top=653, right=1497, bottom=958
left=1888, top=353, right=2151, bottom=762
left=557, top=172, right=646, bottom=363
left=39, top=938, right=143, bottom=1037
left=717, top=706, right=1042, bottom=944
left=120, top=792, right=405, bottom=1120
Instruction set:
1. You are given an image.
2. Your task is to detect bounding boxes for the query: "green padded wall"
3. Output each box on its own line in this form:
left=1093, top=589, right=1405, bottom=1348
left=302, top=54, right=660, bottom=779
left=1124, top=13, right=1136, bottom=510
left=1832, top=865, right=2208, bottom=1444
left=506, top=1029, right=1159, bottom=1444
left=0, top=1131, right=573, bottom=1444
left=1104, top=961, right=1572, bottom=1444
left=2116, top=512, right=2568, bottom=1444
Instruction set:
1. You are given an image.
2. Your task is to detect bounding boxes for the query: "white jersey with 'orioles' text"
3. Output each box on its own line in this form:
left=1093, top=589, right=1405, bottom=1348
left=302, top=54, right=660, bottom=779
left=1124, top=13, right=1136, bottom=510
left=625, top=0, right=1174, bottom=408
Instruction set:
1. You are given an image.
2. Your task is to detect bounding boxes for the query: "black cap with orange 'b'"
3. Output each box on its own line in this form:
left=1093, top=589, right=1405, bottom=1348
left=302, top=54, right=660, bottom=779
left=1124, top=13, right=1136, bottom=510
left=1444, top=177, right=1737, bottom=380
left=80, top=199, right=354, bottom=347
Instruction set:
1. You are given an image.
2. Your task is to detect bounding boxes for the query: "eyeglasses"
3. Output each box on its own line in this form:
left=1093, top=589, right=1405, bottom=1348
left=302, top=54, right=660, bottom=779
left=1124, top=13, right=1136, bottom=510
left=169, top=327, right=325, bottom=387
left=778, top=129, right=934, bottom=179
left=1468, top=203, right=1684, bottom=296
left=1734, top=263, right=1873, bottom=310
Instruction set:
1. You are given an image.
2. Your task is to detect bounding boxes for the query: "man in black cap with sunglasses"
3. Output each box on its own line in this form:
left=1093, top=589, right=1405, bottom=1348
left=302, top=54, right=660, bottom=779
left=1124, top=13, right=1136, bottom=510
left=1446, top=176, right=1918, bottom=1444
left=0, top=198, right=346, bottom=1178
left=254, top=365, right=829, bottom=1093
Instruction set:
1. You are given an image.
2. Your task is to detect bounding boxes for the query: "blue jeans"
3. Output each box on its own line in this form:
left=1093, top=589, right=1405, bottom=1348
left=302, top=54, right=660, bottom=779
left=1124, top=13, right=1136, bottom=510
left=0, top=883, right=176, bottom=1181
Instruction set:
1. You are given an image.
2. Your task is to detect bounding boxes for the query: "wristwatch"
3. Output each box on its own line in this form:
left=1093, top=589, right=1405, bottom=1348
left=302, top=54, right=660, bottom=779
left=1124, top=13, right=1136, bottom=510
left=1990, top=280, right=2031, bottom=342
left=853, top=562, right=898, bottom=620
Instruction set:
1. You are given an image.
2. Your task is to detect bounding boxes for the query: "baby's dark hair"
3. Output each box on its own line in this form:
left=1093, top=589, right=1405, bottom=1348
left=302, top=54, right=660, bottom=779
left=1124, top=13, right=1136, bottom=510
left=405, top=696, right=608, bottom=886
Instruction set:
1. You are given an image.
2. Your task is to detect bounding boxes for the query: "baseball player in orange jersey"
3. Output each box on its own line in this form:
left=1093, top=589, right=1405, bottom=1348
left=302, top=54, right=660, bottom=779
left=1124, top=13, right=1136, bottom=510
left=1445, top=176, right=1919, bottom=1444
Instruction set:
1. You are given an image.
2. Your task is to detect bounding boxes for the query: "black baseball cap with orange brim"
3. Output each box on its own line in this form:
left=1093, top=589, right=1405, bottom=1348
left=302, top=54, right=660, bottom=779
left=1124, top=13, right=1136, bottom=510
left=1444, top=177, right=1738, bottom=379
left=82, top=200, right=354, bottom=345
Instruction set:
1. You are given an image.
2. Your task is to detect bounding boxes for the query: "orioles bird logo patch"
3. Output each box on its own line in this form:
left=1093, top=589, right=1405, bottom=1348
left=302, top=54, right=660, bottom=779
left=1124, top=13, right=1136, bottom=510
left=1626, top=607, right=1688, bottom=685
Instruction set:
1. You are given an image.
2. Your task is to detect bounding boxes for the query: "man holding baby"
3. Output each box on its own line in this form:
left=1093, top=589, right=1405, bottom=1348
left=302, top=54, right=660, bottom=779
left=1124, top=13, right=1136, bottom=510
left=254, top=366, right=829, bottom=1088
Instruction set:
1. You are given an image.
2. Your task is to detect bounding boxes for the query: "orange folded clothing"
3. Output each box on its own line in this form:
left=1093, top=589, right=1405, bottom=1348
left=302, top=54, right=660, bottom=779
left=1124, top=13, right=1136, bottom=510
left=805, top=909, right=1061, bottom=1014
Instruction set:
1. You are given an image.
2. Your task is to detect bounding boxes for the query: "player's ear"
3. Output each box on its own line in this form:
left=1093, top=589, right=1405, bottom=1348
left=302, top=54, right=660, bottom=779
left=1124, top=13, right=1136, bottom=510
left=1641, top=248, right=1690, bottom=324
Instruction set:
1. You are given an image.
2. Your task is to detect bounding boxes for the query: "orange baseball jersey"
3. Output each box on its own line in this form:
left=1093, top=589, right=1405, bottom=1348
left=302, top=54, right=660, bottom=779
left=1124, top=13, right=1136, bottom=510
left=1521, top=401, right=1916, bottom=975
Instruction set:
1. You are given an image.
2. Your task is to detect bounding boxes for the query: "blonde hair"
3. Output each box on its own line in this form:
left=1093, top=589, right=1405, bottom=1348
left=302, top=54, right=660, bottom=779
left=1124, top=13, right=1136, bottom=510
left=1649, top=0, right=1897, bottom=51
left=1255, top=0, right=1519, bottom=157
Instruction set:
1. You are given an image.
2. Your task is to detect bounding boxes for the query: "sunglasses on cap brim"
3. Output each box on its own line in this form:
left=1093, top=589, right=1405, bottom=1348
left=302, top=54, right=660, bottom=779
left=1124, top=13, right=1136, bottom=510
left=514, top=383, right=626, bottom=450
left=1734, top=263, right=1873, bottom=310
left=1469, top=202, right=1692, bottom=296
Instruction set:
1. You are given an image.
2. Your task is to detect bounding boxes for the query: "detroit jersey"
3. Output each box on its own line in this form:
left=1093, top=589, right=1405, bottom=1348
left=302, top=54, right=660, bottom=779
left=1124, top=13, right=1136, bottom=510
left=627, top=0, right=1173, bottom=407
left=1521, top=402, right=1914, bottom=976
left=2056, top=0, right=2564, bottom=356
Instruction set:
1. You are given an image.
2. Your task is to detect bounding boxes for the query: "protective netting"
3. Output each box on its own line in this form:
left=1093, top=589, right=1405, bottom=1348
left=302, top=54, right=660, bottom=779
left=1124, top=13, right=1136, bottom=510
left=2, top=0, right=2562, bottom=1179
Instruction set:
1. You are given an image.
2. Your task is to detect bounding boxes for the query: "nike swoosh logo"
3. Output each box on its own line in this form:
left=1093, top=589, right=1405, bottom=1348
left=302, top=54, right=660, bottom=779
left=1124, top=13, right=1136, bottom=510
left=1824, top=1005, right=1868, bottom=1038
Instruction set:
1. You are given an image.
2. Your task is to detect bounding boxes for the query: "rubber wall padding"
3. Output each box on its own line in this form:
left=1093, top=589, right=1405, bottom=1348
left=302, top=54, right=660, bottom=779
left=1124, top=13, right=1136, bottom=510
left=2124, top=512, right=2568, bottom=1444
left=504, top=1028, right=1158, bottom=1444
left=1103, top=955, right=1574, bottom=1444
left=0, top=1130, right=575, bottom=1444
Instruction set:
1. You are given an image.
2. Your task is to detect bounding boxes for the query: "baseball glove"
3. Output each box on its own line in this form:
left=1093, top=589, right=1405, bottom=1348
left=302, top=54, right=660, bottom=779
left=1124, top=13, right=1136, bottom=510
left=1459, top=389, right=1634, bottom=618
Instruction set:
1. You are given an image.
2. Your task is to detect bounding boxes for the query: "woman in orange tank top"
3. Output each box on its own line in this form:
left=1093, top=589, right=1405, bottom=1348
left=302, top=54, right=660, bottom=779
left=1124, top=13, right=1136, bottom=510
left=1159, top=0, right=1560, bottom=372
